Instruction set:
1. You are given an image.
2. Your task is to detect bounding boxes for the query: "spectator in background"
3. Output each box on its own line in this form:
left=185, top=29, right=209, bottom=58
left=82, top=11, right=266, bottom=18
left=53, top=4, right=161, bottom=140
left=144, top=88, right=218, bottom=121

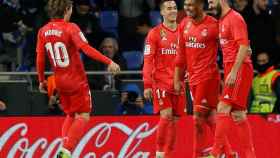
left=94, top=0, right=118, bottom=10
left=85, top=37, right=126, bottom=90
left=118, top=0, right=156, bottom=51
left=245, top=0, right=276, bottom=64
left=250, top=52, right=280, bottom=113
left=0, top=0, right=31, bottom=71
left=115, top=85, right=152, bottom=115
left=71, top=0, right=107, bottom=47
left=0, top=100, right=7, bottom=111
left=272, top=1, right=280, bottom=64
left=233, top=0, right=250, bottom=20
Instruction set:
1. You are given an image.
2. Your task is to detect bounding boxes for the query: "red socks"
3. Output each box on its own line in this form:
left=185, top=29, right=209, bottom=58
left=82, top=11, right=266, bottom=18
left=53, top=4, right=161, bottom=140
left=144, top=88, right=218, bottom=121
left=156, top=117, right=170, bottom=152
left=235, top=119, right=256, bottom=158
left=63, top=116, right=89, bottom=152
left=193, top=117, right=210, bottom=158
left=62, top=115, right=74, bottom=143
left=165, top=120, right=177, bottom=154
left=211, top=113, right=232, bottom=156
left=156, top=117, right=177, bottom=157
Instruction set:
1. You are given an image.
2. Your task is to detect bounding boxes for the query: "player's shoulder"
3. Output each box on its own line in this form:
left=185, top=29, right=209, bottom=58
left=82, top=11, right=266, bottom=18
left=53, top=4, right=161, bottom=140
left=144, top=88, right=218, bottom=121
left=206, top=15, right=218, bottom=23
left=180, top=16, right=191, bottom=26
left=38, top=22, right=50, bottom=33
left=67, top=22, right=80, bottom=29
left=147, top=24, right=161, bottom=38
left=230, top=9, right=246, bottom=23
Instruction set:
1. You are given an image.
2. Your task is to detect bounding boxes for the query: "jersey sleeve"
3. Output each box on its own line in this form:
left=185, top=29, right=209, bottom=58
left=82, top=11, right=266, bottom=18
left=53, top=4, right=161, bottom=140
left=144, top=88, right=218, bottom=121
left=70, top=23, right=89, bottom=48
left=232, top=15, right=249, bottom=46
left=80, top=44, right=112, bottom=65
left=70, top=23, right=112, bottom=65
left=36, top=29, right=46, bottom=82
left=143, top=29, right=157, bottom=89
left=176, top=20, right=186, bottom=69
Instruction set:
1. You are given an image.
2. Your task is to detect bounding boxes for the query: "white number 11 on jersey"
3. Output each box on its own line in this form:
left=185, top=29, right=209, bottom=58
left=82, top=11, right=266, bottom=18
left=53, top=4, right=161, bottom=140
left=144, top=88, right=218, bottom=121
left=45, top=42, right=69, bottom=68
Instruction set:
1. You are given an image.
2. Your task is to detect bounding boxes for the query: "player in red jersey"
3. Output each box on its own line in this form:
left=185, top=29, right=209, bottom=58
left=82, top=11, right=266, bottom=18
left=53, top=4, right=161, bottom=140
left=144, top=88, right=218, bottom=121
left=202, top=0, right=256, bottom=157
left=36, top=0, right=120, bottom=157
left=173, top=0, right=234, bottom=157
left=143, top=0, right=186, bottom=157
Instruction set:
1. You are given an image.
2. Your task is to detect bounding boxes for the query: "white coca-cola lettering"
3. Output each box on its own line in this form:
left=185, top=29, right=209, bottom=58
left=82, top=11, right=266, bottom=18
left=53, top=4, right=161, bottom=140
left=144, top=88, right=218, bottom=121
left=0, top=122, right=157, bottom=158
left=73, top=122, right=157, bottom=158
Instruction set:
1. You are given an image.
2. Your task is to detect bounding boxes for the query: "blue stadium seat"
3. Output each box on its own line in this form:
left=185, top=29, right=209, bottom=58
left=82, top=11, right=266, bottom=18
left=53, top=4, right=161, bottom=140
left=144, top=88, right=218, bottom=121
left=149, top=11, right=162, bottom=26
left=121, top=83, right=141, bottom=95
left=99, top=11, right=118, bottom=33
left=122, top=51, right=143, bottom=70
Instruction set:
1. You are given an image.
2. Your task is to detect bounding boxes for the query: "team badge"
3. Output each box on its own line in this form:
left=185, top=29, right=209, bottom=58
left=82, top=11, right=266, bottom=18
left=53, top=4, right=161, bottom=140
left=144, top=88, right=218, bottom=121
left=201, top=29, right=208, bottom=37
left=184, top=21, right=192, bottom=34
left=160, top=29, right=167, bottom=41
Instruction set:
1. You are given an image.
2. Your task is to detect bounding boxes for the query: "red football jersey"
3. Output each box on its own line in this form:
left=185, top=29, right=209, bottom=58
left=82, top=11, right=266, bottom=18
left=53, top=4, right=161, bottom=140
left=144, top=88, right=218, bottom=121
left=143, top=23, right=182, bottom=93
left=36, top=19, right=111, bottom=94
left=176, top=15, right=220, bottom=86
left=219, top=9, right=251, bottom=64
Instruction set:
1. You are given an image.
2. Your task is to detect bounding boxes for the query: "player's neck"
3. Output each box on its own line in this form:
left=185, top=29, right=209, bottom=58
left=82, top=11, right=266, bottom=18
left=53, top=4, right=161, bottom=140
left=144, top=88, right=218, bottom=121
left=193, top=12, right=206, bottom=23
left=163, top=21, right=177, bottom=31
left=221, top=5, right=231, bottom=18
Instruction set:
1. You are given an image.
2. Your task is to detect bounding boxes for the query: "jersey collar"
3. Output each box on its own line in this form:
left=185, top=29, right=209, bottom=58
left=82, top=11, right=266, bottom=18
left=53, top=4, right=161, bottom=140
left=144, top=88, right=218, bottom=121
left=220, top=8, right=232, bottom=20
left=50, top=18, right=65, bottom=22
left=191, top=14, right=207, bottom=25
left=161, top=23, right=177, bottom=33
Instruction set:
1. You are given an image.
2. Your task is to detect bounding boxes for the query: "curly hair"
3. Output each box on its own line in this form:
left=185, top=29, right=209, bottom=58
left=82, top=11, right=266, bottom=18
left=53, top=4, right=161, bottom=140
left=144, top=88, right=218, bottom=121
left=47, top=0, right=73, bottom=18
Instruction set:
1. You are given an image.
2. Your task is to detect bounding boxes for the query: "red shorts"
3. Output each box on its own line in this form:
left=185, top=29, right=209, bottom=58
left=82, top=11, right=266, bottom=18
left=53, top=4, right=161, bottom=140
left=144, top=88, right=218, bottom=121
left=152, top=89, right=186, bottom=116
left=221, top=63, right=253, bottom=110
left=59, top=85, right=92, bottom=115
left=190, top=78, right=220, bottom=113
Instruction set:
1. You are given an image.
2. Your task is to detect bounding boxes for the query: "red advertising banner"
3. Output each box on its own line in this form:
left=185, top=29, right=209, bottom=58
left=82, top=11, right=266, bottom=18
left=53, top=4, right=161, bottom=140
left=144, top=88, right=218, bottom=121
left=0, top=115, right=280, bottom=158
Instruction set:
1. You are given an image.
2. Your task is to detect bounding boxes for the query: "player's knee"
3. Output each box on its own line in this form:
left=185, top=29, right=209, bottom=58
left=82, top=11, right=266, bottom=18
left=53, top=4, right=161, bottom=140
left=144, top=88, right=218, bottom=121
left=160, top=108, right=173, bottom=120
left=76, top=112, right=90, bottom=121
left=194, top=105, right=211, bottom=116
left=231, top=110, right=247, bottom=122
left=217, top=101, right=232, bottom=114
left=193, top=114, right=204, bottom=133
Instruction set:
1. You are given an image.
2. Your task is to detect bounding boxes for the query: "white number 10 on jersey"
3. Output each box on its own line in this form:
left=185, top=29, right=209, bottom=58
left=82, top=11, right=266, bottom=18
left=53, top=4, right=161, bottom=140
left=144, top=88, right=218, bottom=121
left=45, top=42, right=69, bottom=67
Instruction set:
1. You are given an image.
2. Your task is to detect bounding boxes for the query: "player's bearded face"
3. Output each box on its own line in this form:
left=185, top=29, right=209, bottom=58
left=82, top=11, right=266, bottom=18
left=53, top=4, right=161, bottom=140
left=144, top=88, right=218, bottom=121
left=184, top=0, right=196, bottom=18
left=208, top=0, right=222, bottom=17
left=161, top=1, right=178, bottom=22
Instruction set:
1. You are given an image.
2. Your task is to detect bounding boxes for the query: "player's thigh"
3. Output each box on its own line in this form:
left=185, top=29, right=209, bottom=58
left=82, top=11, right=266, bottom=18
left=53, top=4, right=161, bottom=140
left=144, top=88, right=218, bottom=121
left=67, top=86, right=92, bottom=115
left=221, top=64, right=253, bottom=110
left=171, top=93, right=186, bottom=116
left=152, top=88, right=172, bottom=114
left=204, top=78, right=220, bottom=107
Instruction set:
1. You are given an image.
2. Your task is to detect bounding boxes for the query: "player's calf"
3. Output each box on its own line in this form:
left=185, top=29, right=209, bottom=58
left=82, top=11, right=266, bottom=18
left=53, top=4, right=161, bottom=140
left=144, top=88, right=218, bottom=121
left=231, top=110, right=256, bottom=158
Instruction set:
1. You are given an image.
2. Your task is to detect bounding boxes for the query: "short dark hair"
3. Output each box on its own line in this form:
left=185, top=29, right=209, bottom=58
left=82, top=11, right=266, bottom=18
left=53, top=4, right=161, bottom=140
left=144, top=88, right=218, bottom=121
left=47, top=0, right=73, bottom=18
left=159, top=0, right=176, bottom=10
left=195, top=0, right=205, bottom=5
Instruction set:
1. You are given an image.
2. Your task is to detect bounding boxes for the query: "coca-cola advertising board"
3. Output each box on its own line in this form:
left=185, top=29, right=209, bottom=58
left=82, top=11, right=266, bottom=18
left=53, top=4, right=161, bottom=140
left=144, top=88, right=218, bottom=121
left=0, top=115, right=280, bottom=158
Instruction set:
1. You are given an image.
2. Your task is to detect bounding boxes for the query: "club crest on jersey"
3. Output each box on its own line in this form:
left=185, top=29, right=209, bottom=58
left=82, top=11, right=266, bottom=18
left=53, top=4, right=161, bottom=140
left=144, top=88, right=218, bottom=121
left=160, top=29, right=167, bottom=41
left=184, top=21, right=192, bottom=34
left=201, top=29, right=208, bottom=37
left=221, top=25, right=225, bottom=32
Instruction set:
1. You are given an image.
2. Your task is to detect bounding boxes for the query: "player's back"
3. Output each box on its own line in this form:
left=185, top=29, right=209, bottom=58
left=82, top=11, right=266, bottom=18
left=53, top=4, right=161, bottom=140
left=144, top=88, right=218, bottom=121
left=38, top=19, right=88, bottom=94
